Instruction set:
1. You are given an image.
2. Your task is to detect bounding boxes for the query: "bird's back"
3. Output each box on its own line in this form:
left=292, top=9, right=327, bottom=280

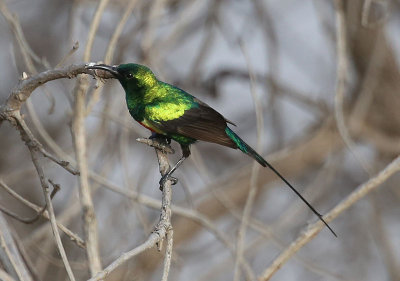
left=143, top=82, right=196, bottom=122
left=142, top=81, right=236, bottom=148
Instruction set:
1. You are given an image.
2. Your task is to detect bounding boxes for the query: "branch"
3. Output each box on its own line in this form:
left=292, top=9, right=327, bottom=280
left=71, top=0, right=110, bottom=275
left=0, top=61, right=92, bottom=281
left=0, top=62, right=94, bottom=280
left=259, top=154, right=400, bottom=280
left=14, top=114, right=79, bottom=175
left=0, top=214, right=34, bottom=281
left=234, top=40, right=264, bottom=281
left=0, top=63, right=91, bottom=114
left=88, top=144, right=256, bottom=280
left=136, top=138, right=175, bottom=154
left=0, top=179, right=85, bottom=248
left=333, top=0, right=373, bottom=175
left=88, top=138, right=174, bottom=281
left=13, top=111, right=77, bottom=281
left=0, top=179, right=59, bottom=224
left=0, top=269, right=17, bottom=281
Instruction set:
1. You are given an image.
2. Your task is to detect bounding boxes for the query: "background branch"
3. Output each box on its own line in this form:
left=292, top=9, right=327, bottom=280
left=88, top=138, right=174, bottom=281
left=1, top=0, right=400, bottom=280
left=0, top=214, right=34, bottom=281
left=71, top=0, right=110, bottom=275
left=259, top=154, right=400, bottom=280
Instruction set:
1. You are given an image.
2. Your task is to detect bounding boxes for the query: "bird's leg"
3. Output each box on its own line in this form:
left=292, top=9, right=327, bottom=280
left=149, top=132, right=171, bottom=144
left=159, top=145, right=191, bottom=189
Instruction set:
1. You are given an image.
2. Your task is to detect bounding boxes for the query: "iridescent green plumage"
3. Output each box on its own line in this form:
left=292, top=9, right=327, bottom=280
left=86, top=62, right=336, bottom=237
left=114, top=63, right=268, bottom=160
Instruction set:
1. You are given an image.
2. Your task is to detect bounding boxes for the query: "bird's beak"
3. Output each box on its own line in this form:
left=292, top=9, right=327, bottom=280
left=85, top=63, right=121, bottom=78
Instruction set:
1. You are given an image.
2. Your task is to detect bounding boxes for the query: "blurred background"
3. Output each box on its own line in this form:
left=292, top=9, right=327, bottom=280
left=1, top=0, right=400, bottom=280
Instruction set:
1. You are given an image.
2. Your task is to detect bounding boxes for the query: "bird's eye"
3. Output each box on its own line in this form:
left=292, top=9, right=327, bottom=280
left=126, top=73, right=133, bottom=79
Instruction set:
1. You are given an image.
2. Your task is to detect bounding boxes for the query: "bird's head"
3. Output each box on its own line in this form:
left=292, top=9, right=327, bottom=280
left=86, top=63, right=157, bottom=92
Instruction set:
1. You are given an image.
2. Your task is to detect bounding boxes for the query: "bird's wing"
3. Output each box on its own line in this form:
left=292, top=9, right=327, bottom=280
left=192, top=97, right=237, bottom=126
left=149, top=101, right=237, bottom=149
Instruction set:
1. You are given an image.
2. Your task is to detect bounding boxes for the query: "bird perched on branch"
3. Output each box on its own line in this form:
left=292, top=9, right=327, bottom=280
left=86, top=62, right=336, bottom=236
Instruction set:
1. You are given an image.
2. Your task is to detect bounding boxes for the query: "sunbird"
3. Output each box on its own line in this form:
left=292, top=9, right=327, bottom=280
left=86, top=63, right=336, bottom=236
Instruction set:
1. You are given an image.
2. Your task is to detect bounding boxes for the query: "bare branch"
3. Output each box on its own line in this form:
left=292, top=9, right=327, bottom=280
left=259, top=154, right=400, bottom=280
left=0, top=178, right=59, bottom=224
left=333, top=0, right=373, bottom=175
left=234, top=40, right=264, bottom=281
left=55, top=41, right=80, bottom=68
left=137, top=137, right=175, bottom=154
left=161, top=229, right=173, bottom=281
left=13, top=111, right=77, bottom=281
left=71, top=0, right=110, bottom=275
left=0, top=269, right=17, bottom=281
left=0, top=63, right=90, bottom=114
left=88, top=138, right=174, bottom=281
left=0, top=179, right=85, bottom=248
left=0, top=214, right=34, bottom=281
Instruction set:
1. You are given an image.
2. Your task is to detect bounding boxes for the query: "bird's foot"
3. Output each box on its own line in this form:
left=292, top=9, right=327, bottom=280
left=138, top=135, right=174, bottom=154
left=159, top=174, right=178, bottom=190
left=149, top=133, right=171, bottom=144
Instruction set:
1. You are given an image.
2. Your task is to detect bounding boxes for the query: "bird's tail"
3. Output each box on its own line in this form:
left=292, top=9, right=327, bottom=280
left=225, top=127, right=267, bottom=167
left=225, top=126, right=337, bottom=237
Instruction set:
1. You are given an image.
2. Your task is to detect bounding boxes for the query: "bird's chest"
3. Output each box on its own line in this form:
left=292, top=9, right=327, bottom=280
left=128, top=105, right=162, bottom=134
left=128, top=107, right=144, bottom=122
left=126, top=97, right=145, bottom=122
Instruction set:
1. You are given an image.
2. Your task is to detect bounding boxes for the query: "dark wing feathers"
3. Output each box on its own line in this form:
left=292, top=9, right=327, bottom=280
left=192, top=97, right=237, bottom=127
left=157, top=103, right=237, bottom=149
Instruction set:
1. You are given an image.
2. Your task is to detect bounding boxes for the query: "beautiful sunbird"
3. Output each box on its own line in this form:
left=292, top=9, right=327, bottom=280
left=86, top=63, right=335, bottom=236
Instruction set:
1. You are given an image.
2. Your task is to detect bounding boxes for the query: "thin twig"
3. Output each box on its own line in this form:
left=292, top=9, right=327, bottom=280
left=234, top=40, right=264, bottom=281
left=141, top=0, right=168, bottom=62
left=87, top=138, right=174, bottom=281
left=88, top=232, right=164, bottom=281
left=120, top=115, right=152, bottom=233
left=0, top=179, right=85, bottom=248
left=72, top=76, right=102, bottom=275
left=41, top=149, right=79, bottom=175
left=85, top=0, right=137, bottom=115
left=15, top=114, right=79, bottom=175
left=0, top=0, right=80, bottom=175
left=55, top=41, right=79, bottom=68
left=333, top=0, right=373, bottom=175
left=0, top=64, right=90, bottom=114
left=204, top=185, right=349, bottom=281
left=0, top=269, right=17, bottom=281
left=0, top=179, right=59, bottom=224
left=84, top=0, right=110, bottom=62
left=361, top=0, right=389, bottom=28
left=12, top=112, right=77, bottom=281
left=136, top=137, right=175, bottom=154
left=72, top=0, right=110, bottom=275
left=259, top=154, right=400, bottom=280
left=0, top=0, right=47, bottom=70
left=104, top=0, right=138, bottom=64
left=0, top=214, right=34, bottom=281
left=88, top=155, right=256, bottom=280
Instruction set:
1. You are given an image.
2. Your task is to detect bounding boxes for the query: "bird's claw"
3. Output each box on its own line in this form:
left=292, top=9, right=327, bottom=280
left=159, top=174, right=178, bottom=190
